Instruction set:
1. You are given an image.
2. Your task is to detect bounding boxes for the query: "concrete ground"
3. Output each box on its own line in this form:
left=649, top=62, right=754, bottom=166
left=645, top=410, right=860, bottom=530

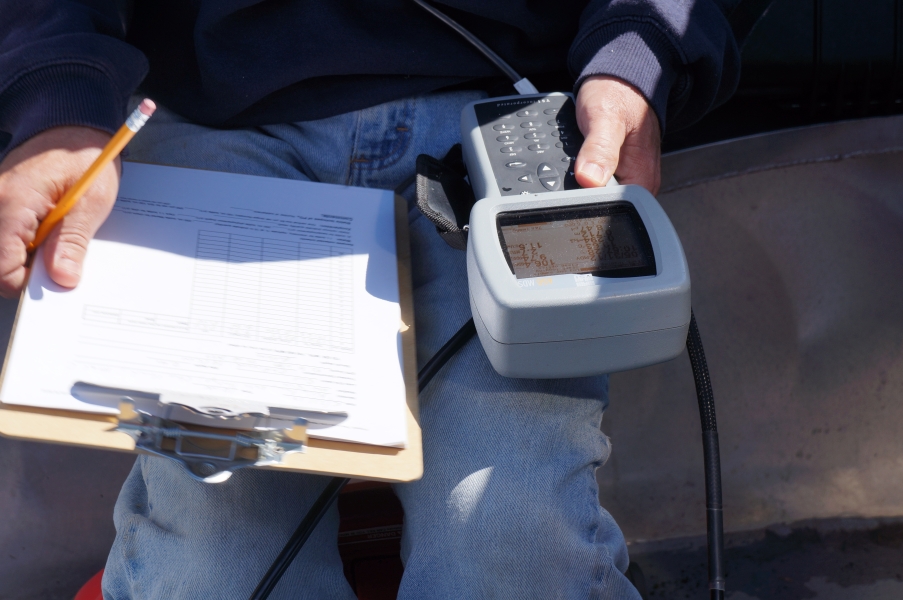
left=631, top=518, right=903, bottom=599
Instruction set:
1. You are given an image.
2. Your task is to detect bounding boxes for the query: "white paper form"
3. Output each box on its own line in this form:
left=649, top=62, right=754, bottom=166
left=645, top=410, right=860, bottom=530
left=0, top=163, right=408, bottom=447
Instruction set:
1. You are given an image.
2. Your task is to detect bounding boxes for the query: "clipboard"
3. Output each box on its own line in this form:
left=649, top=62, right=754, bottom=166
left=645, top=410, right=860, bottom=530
left=0, top=195, right=422, bottom=483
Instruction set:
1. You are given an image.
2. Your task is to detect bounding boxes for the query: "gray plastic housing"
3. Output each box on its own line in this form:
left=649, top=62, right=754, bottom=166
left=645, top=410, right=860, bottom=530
left=466, top=186, right=691, bottom=378
left=461, top=92, right=578, bottom=200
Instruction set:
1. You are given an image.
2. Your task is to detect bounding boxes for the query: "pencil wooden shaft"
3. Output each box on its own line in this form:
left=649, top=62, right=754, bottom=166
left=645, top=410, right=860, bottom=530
left=27, top=123, right=136, bottom=253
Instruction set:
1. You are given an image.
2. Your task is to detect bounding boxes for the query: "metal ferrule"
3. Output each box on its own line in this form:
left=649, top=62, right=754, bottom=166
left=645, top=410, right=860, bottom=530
left=125, top=107, right=151, bottom=132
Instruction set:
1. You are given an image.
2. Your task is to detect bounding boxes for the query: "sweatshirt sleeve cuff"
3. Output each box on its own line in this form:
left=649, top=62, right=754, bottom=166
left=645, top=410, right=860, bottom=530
left=570, top=20, right=681, bottom=132
left=0, top=63, right=128, bottom=158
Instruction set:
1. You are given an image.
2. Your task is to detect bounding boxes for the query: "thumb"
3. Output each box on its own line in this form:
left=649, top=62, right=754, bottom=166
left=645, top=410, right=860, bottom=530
left=42, top=162, right=119, bottom=288
left=573, top=114, right=626, bottom=188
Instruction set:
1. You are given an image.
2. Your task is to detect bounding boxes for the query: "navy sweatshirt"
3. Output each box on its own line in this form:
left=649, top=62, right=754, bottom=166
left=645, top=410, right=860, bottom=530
left=0, top=1, right=740, bottom=156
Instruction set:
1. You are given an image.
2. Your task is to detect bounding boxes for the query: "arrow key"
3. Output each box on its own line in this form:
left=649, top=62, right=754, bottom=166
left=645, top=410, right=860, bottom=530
left=537, top=162, right=559, bottom=177
left=540, top=177, right=560, bottom=191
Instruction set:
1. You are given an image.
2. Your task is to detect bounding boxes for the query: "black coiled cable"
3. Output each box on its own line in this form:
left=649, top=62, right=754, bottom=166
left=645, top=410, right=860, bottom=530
left=686, top=310, right=726, bottom=600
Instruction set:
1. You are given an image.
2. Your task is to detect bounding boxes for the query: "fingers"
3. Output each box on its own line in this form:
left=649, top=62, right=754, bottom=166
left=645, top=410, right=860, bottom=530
left=574, top=75, right=662, bottom=195
left=614, top=115, right=661, bottom=195
left=574, top=111, right=626, bottom=188
left=0, top=165, right=53, bottom=297
left=0, top=126, right=118, bottom=296
left=0, top=191, right=43, bottom=297
left=42, top=162, right=119, bottom=288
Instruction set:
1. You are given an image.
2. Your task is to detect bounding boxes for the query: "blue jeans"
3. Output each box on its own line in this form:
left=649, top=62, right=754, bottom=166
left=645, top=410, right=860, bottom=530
left=102, top=91, right=639, bottom=600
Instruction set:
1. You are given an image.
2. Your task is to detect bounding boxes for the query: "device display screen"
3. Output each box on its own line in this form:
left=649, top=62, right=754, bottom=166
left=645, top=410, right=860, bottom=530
left=497, top=202, right=656, bottom=279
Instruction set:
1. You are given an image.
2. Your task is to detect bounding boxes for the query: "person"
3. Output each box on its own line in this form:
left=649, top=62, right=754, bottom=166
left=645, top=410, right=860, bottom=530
left=0, top=1, right=740, bottom=598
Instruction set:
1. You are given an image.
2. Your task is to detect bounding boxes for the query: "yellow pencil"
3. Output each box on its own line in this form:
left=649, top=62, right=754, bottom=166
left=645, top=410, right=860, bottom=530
left=27, top=98, right=157, bottom=253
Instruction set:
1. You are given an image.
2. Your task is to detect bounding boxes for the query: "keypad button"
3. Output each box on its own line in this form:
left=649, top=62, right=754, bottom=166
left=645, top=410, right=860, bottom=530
left=537, top=163, right=559, bottom=177
left=500, top=146, right=522, bottom=153
left=524, top=132, right=546, bottom=139
left=529, top=144, right=551, bottom=151
left=493, top=124, right=512, bottom=131
left=516, top=109, right=539, bottom=117
left=540, top=178, right=561, bottom=191
left=543, top=108, right=559, bottom=115
left=561, top=157, right=573, bottom=162
left=497, top=134, right=518, bottom=142
left=517, top=174, right=533, bottom=183
left=506, top=161, right=527, bottom=168
left=520, top=121, right=542, bottom=128
left=556, top=141, right=576, bottom=148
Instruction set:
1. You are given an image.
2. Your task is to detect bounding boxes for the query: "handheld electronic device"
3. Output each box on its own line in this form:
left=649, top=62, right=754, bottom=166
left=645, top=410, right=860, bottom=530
left=461, top=93, right=691, bottom=378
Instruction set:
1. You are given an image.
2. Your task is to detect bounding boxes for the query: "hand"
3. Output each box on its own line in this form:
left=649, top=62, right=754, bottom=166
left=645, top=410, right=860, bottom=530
left=574, top=75, right=662, bottom=194
left=0, top=127, right=120, bottom=297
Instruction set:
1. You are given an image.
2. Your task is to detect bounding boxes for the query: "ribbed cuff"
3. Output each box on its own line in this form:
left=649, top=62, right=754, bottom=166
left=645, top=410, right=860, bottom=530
left=0, top=63, right=128, bottom=159
left=570, top=19, right=681, bottom=132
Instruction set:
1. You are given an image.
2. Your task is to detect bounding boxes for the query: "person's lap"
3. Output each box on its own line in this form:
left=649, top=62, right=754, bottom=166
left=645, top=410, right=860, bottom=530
left=102, top=91, right=639, bottom=600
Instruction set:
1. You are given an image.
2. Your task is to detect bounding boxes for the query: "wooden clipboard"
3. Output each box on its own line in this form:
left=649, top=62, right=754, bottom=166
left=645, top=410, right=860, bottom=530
left=0, top=195, right=422, bottom=483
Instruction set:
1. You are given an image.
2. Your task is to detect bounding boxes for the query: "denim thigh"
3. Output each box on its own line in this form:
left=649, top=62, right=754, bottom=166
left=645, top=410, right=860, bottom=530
left=103, top=91, right=639, bottom=600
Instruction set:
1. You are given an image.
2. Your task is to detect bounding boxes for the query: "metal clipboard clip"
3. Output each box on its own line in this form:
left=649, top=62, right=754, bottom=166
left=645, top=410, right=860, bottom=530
left=72, top=382, right=348, bottom=483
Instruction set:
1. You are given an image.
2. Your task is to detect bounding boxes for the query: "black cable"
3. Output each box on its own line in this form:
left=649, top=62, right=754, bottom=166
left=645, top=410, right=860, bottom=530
left=248, top=476, right=350, bottom=600
left=249, top=319, right=476, bottom=600
left=412, top=0, right=522, bottom=84
left=727, top=0, right=776, bottom=48
left=685, top=310, right=726, bottom=600
left=418, top=318, right=476, bottom=392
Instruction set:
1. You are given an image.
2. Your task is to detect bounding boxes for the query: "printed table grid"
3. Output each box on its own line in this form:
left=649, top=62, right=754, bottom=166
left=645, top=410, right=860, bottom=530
left=189, top=230, right=354, bottom=351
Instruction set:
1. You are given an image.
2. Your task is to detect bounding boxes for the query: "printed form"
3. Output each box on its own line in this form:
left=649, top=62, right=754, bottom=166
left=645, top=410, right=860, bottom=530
left=0, top=163, right=408, bottom=447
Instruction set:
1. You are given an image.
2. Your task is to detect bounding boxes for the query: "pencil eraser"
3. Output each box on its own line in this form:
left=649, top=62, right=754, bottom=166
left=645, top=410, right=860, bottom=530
left=138, top=98, right=157, bottom=117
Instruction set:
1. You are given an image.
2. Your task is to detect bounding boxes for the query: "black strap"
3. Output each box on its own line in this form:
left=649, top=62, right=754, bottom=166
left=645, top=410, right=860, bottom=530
left=415, top=144, right=475, bottom=251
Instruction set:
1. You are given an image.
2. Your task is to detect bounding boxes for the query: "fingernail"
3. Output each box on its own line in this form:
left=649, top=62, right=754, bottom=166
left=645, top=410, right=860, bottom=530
left=579, top=162, right=607, bottom=186
left=56, top=256, right=82, bottom=278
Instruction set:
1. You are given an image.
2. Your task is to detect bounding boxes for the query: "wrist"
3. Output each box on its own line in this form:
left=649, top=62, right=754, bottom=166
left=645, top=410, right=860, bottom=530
left=1, top=126, right=118, bottom=180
